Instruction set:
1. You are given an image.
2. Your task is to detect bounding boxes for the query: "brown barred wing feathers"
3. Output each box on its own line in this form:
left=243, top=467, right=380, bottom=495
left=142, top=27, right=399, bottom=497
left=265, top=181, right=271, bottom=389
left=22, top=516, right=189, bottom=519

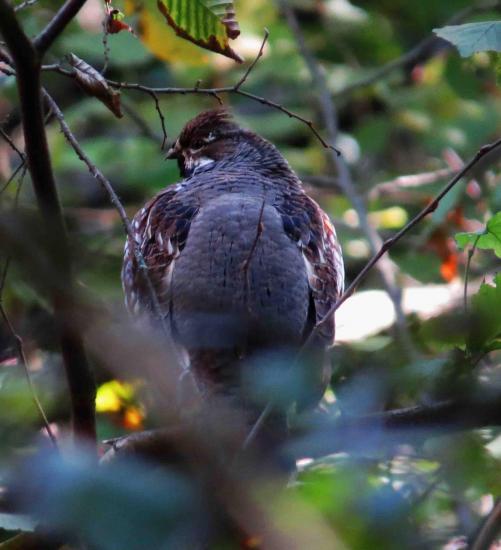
left=121, top=184, right=199, bottom=320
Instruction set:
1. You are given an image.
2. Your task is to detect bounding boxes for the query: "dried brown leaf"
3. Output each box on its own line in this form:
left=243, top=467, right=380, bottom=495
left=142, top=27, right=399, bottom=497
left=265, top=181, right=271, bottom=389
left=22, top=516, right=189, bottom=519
left=68, top=53, right=123, bottom=118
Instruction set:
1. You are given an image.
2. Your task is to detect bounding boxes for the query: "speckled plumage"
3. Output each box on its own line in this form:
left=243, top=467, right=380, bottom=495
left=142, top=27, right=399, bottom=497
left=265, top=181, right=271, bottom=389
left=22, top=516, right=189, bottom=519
left=122, top=109, right=344, bottom=411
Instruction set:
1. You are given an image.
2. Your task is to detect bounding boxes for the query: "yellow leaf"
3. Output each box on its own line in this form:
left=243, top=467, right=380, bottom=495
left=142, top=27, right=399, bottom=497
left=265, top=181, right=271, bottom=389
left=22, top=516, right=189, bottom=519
left=123, top=406, right=144, bottom=430
left=95, top=380, right=135, bottom=413
left=126, top=0, right=208, bottom=65
left=141, top=6, right=208, bottom=65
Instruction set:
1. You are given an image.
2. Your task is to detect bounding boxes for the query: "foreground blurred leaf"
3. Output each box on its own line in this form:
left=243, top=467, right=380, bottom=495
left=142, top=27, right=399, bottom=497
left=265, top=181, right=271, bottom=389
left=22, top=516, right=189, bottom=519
left=95, top=380, right=135, bottom=413
left=13, top=451, right=203, bottom=550
left=434, top=22, right=501, bottom=57
left=468, top=273, right=501, bottom=353
left=455, top=211, right=501, bottom=258
left=419, top=274, right=501, bottom=354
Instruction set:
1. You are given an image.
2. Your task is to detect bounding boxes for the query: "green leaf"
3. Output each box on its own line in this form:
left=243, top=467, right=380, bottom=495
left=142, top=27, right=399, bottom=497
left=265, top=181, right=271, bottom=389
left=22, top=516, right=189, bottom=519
left=154, top=0, right=243, bottom=62
left=433, top=22, right=501, bottom=58
left=468, top=273, right=501, bottom=352
left=455, top=211, right=501, bottom=258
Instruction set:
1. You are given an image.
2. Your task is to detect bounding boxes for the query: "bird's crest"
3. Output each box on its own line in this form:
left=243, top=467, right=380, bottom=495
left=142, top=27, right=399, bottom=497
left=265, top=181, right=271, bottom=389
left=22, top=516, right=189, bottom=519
left=178, top=109, right=237, bottom=147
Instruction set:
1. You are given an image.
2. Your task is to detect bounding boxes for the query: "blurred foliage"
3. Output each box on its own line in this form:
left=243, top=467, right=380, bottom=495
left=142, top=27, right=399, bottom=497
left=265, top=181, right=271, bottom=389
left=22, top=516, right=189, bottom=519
left=1, top=0, right=501, bottom=548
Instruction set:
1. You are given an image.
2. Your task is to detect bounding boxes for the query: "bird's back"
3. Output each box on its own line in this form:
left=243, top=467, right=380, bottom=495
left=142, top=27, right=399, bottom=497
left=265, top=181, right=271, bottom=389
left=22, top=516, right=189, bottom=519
left=171, top=191, right=310, bottom=379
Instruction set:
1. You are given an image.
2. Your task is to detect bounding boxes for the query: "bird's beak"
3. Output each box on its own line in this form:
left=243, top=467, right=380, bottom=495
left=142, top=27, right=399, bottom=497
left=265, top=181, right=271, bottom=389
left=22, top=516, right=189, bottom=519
left=165, top=141, right=180, bottom=160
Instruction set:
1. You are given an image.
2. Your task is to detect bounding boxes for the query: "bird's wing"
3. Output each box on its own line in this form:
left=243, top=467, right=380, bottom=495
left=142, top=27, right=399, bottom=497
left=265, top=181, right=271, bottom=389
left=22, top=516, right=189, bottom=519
left=122, top=183, right=199, bottom=318
left=276, top=193, right=344, bottom=346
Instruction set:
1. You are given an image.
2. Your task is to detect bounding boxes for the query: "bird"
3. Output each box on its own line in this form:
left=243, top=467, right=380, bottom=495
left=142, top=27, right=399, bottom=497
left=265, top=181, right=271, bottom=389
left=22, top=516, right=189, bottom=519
left=122, top=109, right=344, bottom=456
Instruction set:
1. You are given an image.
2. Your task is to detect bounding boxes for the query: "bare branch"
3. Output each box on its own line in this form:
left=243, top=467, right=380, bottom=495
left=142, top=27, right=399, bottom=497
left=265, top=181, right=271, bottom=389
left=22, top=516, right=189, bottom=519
left=13, top=0, right=39, bottom=11
left=368, top=168, right=456, bottom=200
left=293, top=393, right=501, bottom=459
left=34, top=0, right=88, bottom=54
left=0, top=304, right=58, bottom=446
left=0, top=1, right=96, bottom=443
left=234, top=28, right=269, bottom=90
left=143, top=89, right=168, bottom=149
left=0, top=127, right=25, bottom=162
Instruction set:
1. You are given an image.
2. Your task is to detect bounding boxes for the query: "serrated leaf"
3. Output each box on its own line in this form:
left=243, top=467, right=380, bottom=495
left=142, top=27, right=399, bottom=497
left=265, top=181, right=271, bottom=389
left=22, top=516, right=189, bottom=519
left=455, top=211, right=501, bottom=258
left=68, top=54, right=123, bottom=118
left=433, top=22, right=501, bottom=58
left=128, top=0, right=207, bottom=65
left=156, top=0, right=243, bottom=62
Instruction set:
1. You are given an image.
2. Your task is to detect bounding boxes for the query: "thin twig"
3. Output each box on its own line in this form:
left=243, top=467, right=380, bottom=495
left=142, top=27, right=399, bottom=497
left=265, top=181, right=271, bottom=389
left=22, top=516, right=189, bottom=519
left=242, top=197, right=266, bottom=315
left=41, top=31, right=340, bottom=153
left=242, top=402, right=274, bottom=450
left=368, top=168, right=456, bottom=200
left=13, top=0, right=39, bottom=11
left=42, top=91, right=179, bottom=358
left=101, top=15, right=110, bottom=76
left=234, top=28, right=269, bottom=90
left=144, top=89, right=168, bottom=149
left=308, top=138, right=501, bottom=342
left=0, top=159, right=25, bottom=195
left=0, top=305, right=58, bottom=446
left=464, top=234, right=480, bottom=314
left=0, top=127, right=25, bottom=162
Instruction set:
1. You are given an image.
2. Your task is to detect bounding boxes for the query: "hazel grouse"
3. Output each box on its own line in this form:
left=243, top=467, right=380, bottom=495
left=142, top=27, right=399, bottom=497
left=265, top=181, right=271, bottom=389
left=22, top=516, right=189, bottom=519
left=122, top=109, right=344, bottom=436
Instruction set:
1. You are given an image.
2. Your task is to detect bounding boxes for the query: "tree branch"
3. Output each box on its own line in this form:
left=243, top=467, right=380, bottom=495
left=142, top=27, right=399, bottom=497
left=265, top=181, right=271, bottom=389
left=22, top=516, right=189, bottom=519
left=33, top=0, right=87, bottom=54
left=292, top=394, right=501, bottom=459
left=368, top=167, right=456, bottom=200
left=0, top=2, right=96, bottom=443
left=95, top=394, right=501, bottom=463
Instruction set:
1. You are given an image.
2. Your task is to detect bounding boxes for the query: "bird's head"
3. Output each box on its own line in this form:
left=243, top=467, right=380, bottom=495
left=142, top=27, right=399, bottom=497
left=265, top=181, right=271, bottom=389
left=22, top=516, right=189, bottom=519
left=166, top=109, right=242, bottom=178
